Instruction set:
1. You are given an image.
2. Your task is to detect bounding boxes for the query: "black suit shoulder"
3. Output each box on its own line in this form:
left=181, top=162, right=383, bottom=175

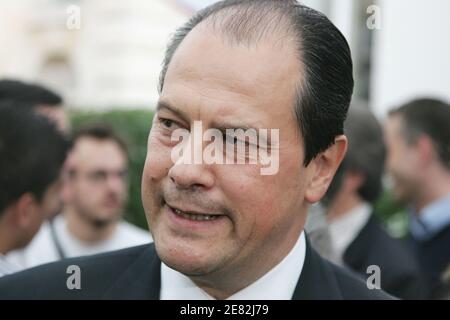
left=1, top=239, right=394, bottom=300
left=0, top=244, right=151, bottom=299
left=294, top=236, right=394, bottom=300
left=410, top=223, right=450, bottom=294
left=344, top=214, right=424, bottom=299
left=330, top=262, right=393, bottom=300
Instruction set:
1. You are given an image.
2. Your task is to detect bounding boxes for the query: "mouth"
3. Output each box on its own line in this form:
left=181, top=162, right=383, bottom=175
left=162, top=199, right=223, bottom=222
left=103, top=199, right=121, bottom=208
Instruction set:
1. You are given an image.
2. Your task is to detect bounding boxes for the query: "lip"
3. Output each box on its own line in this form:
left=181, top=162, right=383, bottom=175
left=163, top=200, right=228, bottom=231
left=103, top=200, right=120, bottom=208
left=164, top=200, right=222, bottom=217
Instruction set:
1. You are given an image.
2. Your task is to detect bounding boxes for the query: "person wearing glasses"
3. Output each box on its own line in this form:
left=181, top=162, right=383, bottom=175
left=7, top=124, right=151, bottom=269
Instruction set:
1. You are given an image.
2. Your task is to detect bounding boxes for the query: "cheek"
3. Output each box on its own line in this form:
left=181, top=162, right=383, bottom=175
left=75, top=182, right=100, bottom=205
left=217, top=167, right=285, bottom=236
left=142, top=137, right=173, bottom=210
left=387, top=149, right=402, bottom=171
left=220, top=148, right=305, bottom=225
left=144, top=135, right=174, bottom=180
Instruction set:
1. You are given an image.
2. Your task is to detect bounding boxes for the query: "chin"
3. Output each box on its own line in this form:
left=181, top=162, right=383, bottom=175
left=154, top=233, right=223, bottom=276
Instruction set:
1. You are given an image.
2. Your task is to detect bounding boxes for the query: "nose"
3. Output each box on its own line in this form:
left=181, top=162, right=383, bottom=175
left=106, top=173, right=126, bottom=193
left=168, top=162, right=215, bottom=190
left=168, top=127, right=215, bottom=190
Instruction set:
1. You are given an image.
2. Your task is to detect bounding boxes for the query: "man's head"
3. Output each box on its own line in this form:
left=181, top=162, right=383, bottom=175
left=384, top=98, right=450, bottom=205
left=65, top=125, right=129, bottom=229
left=142, top=0, right=352, bottom=295
left=0, top=79, right=67, bottom=133
left=0, top=103, right=69, bottom=253
left=324, top=104, right=386, bottom=212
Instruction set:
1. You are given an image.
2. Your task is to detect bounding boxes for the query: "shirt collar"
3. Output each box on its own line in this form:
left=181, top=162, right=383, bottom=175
left=0, top=253, right=20, bottom=277
left=160, top=231, right=306, bottom=300
left=409, top=194, right=450, bottom=241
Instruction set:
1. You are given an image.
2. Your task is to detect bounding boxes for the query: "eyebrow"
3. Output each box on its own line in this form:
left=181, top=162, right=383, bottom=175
left=156, top=100, right=191, bottom=124
left=157, top=100, right=264, bottom=135
left=214, top=123, right=258, bottom=133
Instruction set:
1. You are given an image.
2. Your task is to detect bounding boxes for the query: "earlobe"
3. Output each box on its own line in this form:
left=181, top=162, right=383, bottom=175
left=416, top=135, right=435, bottom=165
left=305, top=135, right=348, bottom=204
left=14, top=193, right=38, bottom=228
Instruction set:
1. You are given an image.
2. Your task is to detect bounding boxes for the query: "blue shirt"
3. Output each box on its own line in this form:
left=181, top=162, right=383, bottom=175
left=410, top=194, right=450, bottom=242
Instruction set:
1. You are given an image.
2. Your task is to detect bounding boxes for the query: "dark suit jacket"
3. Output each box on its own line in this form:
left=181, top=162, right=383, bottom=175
left=343, top=214, right=425, bottom=299
left=0, top=239, right=393, bottom=300
left=410, top=223, right=450, bottom=295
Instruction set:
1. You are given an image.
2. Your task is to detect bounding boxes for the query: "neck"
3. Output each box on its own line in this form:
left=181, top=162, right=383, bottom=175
left=65, top=207, right=117, bottom=243
left=0, top=234, right=14, bottom=255
left=412, top=168, right=450, bottom=213
left=0, top=214, right=19, bottom=255
left=191, top=217, right=305, bottom=299
left=326, top=193, right=364, bottom=222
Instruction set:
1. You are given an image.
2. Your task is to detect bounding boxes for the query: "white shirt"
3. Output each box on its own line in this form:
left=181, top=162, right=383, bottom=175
left=160, top=232, right=306, bottom=300
left=328, top=203, right=372, bottom=265
left=0, top=254, right=20, bottom=278
left=6, top=214, right=152, bottom=270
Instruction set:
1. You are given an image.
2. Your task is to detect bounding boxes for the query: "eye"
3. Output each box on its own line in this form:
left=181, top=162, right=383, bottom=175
left=160, top=118, right=175, bottom=128
left=224, top=133, right=238, bottom=145
left=224, top=133, right=253, bottom=148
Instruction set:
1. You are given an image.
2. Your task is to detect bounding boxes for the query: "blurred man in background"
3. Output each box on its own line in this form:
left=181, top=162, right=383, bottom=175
left=0, top=79, right=71, bottom=269
left=0, top=79, right=68, bottom=133
left=323, top=104, right=424, bottom=299
left=0, top=103, right=69, bottom=276
left=384, top=98, right=450, bottom=296
left=7, top=125, right=151, bottom=268
left=0, top=79, right=70, bottom=221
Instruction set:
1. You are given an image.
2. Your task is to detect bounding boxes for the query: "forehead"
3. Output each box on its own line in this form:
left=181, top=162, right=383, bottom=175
left=72, top=137, right=126, bottom=169
left=385, top=115, right=405, bottom=138
left=161, top=26, right=302, bottom=126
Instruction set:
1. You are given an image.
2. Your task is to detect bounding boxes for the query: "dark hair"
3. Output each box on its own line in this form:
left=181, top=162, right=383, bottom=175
left=158, top=0, right=353, bottom=166
left=389, top=98, right=450, bottom=170
left=71, top=124, right=128, bottom=157
left=344, top=104, right=385, bottom=203
left=0, top=102, right=70, bottom=214
left=322, top=104, right=385, bottom=205
left=0, top=79, right=63, bottom=108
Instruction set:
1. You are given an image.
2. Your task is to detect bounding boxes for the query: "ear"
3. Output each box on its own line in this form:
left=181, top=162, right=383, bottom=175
left=415, top=135, right=435, bottom=166
left=13, top=193, right=39, bottom=228
left=305, top=135, right=348, bottom=204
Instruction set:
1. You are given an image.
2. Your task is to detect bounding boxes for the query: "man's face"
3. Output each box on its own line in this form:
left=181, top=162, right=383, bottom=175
left=142, top=29, right=317, bottom=279
left=67, top=138, right=128, bottom=226
left=384, top=115, right=421, bottom=203
left=17, top=179, right=63, bottom=249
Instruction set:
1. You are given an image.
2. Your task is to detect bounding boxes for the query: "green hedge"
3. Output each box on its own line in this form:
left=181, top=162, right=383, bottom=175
left=70, top=109, right=408, bottom=236
left=374, top=190, right=408, bottom=238
left=70, top=109, right=154, bottom=230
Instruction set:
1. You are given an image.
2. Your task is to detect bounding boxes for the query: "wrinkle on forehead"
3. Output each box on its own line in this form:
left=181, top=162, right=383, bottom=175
left=165, top=29, right=301, bottom=103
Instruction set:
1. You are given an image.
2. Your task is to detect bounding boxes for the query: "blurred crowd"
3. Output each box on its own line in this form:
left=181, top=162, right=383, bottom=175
left=0, top=79, right=449, bottom=299
left=0, top=79, right=151, bottom=276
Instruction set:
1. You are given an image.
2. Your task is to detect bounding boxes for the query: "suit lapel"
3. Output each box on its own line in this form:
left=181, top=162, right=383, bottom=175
left=292, top=236, right=343, bottom=299
left=101, top=238, right=344, bottom=300
left=103, top=243, right=161, bottom=299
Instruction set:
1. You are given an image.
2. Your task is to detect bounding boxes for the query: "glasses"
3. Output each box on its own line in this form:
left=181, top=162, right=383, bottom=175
left=71, top=169, right=129, bottom=184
